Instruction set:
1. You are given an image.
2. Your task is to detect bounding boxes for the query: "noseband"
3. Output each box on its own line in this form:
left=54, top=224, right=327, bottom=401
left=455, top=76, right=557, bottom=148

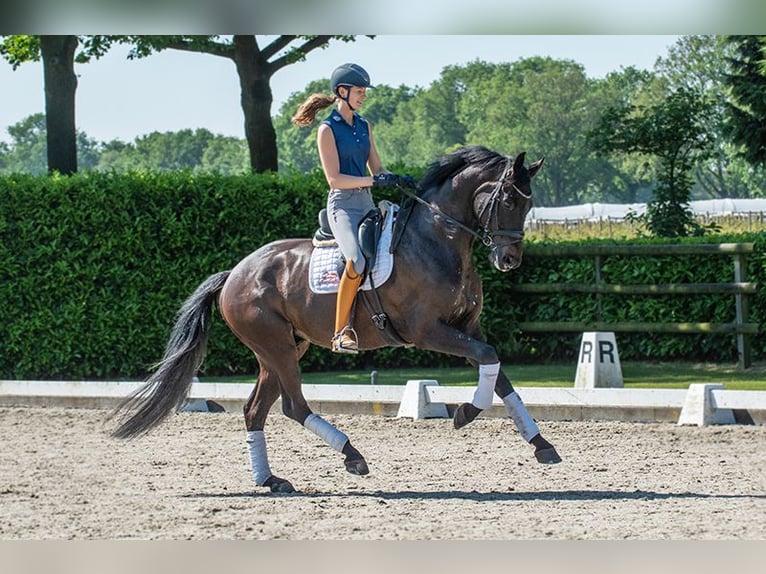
left=402, top=157, right=528, bottom=248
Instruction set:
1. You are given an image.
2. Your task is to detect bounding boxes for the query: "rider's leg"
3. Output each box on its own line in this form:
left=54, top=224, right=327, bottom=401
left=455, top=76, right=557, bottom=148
left=326, top=188, right=373, bottom=354
left=332, top=260, right=363, bottom=353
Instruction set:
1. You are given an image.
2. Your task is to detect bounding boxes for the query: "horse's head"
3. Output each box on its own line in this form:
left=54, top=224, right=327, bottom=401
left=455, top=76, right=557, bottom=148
left=473, top=151, right=544, bottom=271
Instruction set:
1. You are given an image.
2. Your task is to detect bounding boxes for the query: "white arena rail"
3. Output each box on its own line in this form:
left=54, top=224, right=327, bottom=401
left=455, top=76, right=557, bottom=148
left=1, top=379, right=764, bottom=426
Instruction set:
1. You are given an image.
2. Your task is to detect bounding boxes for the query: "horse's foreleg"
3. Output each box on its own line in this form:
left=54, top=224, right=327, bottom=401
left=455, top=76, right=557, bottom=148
left=453, top=361, right=561, bottom=464
left=410, top=321, right=501, bottom=430
left=453, top=363, right=501, bottom=428
left=244, top=369, right=295, bottom=493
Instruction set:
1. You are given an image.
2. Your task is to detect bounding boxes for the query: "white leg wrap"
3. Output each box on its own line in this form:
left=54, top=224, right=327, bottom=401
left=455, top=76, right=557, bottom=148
left=304, top=413, right=348, bottom=453
left=502, top=392, right=540, bottom=442
left=471, top=362, right=500, bottom=410
left=246, top=430, right=272, bottom=486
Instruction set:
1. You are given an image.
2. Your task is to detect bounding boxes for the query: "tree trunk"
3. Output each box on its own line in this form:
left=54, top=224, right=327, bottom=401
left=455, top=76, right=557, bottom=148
left=40, top=35, right=78, bottom=175
left=232, top=36, right=278, bottom=173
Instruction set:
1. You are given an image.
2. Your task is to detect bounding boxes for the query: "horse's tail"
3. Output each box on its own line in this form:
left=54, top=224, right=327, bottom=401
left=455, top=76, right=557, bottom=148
left=109, top=270, right=231, bottom=439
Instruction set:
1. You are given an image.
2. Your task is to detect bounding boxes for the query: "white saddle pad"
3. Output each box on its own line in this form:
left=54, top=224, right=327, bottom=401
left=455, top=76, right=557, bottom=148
left=309, top=203, right=398, bottom=294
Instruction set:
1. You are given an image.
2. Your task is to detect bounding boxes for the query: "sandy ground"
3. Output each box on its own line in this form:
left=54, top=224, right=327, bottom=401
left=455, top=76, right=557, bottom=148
left=1, top=405, right=764, bottom=540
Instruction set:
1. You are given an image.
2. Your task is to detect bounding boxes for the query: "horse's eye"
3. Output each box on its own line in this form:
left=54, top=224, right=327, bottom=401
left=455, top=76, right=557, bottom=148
left=502, top=193, right=515, bottom=210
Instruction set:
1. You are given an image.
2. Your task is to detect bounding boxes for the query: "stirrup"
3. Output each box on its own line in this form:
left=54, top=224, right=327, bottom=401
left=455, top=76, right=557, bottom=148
left=331, top=327, right=359, bottom=355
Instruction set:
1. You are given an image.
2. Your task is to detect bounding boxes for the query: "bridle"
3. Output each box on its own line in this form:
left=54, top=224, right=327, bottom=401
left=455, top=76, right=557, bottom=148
left=400, top=157, right=530, bottom=248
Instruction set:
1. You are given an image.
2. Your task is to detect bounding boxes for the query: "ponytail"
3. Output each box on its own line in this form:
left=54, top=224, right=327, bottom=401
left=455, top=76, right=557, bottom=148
left=291, top=93, right=337, bottom=127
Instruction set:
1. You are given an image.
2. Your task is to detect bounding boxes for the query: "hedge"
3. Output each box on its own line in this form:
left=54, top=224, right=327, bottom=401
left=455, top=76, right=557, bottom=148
left=1, top=171, right=763, bottom=379
left=483, top=234, right=765, bottom=365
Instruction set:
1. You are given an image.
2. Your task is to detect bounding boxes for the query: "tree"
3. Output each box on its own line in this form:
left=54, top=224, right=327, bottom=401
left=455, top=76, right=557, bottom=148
left=1, top=35, right=122, bottom=175
left=654, top=35, right=765, bottom=199
left=375, top=62, right=477, bottom=166
left=2, top=113, right=48, bottom=174
left=590, top=86, right=715, bottom=236
left=94, top=129, right=249, bottom=174
left=0, top=113, right=100, bottom=174
left=2, top=36, right=77, bottom=173
left=723, top=35, right=766, bottom=166
left=456, top=57, right=607, bottom=206
left=122, top=35, right=367, bottom=173
left=200, top=137, right=249, bottom=174
left=589, top=67, right=658, bottom=203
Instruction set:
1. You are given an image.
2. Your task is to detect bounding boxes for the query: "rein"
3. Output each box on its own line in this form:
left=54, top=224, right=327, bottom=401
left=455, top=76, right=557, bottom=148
left=400, top=158, right=526, bottom=248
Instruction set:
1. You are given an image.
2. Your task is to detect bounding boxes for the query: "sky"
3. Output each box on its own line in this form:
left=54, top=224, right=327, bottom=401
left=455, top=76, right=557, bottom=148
left=0, top=35, right=683, bottom=145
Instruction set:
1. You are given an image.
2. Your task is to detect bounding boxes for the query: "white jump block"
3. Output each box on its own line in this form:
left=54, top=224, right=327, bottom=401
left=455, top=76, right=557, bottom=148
left=396, top=380, right=449, bottom=419
left=677, top=383, right=736, bottom=426
left=574, top=331, right=623, bottom=389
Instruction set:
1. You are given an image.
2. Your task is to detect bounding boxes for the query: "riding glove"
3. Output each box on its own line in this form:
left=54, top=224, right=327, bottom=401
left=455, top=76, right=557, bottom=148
left=373, top=173, right=417, bottom=189
left=372, top=173, right=399, bottom=188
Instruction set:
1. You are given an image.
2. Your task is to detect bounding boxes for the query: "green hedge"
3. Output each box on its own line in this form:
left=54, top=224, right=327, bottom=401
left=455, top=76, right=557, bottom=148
left=483, top=234, right=766, bottom=365
left=1, top=171, right=763, bottom=379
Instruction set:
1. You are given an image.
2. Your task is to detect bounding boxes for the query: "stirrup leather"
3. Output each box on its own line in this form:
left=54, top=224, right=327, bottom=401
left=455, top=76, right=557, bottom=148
left=331, top=326, right=359, bottom=354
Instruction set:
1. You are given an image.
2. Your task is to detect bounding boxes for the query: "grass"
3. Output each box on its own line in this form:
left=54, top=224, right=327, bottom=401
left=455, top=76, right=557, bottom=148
left=200, top=361, right=766, bottom=391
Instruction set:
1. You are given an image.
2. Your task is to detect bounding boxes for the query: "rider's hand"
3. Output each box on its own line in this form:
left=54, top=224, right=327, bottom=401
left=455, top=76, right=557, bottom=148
left=373, top=173, right=417, bottom=189
left=372, top=173, right=399, bottom=189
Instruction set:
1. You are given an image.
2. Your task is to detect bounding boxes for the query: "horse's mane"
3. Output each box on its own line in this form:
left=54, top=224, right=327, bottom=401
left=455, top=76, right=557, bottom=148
left=418, top=145, right=507, bottom=191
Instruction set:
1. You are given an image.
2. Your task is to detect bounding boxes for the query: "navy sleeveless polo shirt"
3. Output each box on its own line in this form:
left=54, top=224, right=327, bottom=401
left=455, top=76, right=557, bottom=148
left=323, top=110, right=371, bottom=177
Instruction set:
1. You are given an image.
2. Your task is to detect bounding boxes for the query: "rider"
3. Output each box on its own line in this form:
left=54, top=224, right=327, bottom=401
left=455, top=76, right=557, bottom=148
left=292, top=63, right=405, bottom=354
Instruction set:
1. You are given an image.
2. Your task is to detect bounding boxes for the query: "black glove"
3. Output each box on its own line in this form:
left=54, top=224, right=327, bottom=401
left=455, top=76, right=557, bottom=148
left=373, top=173, right=417, bottom=189
left=372, top=172, right=399, bottom=189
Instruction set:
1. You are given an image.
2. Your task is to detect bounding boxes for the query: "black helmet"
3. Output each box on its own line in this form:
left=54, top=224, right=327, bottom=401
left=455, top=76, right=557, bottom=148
left=329, top=63, right=372, bottom=95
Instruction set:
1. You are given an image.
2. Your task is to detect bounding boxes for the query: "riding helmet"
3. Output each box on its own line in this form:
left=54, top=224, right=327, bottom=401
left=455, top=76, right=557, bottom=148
left=330, top=63, right=372, bottom=95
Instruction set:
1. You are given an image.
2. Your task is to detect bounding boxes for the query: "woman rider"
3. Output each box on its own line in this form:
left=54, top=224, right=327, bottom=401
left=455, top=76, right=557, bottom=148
left=292, top=63, right=403, bottom=354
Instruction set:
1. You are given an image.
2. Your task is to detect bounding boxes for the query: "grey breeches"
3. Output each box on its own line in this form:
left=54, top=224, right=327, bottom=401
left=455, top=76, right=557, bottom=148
left=327, top=187, right=375, bottom=276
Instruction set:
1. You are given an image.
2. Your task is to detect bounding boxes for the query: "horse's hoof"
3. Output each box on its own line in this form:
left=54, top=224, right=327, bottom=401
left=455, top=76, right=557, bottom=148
left=535, top=447, right=562, bottom=464
left=344, top=457, right=370, bottom=476
left=264, top=475, right=295, bottom=493
left=453, top=402, right=481, bottom=430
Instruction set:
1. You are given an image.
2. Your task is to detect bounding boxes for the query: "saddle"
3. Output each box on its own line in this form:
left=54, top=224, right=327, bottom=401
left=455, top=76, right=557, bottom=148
left=312, top=200, right=393, bottom=277
left=309, top=201, right=409, bottom=346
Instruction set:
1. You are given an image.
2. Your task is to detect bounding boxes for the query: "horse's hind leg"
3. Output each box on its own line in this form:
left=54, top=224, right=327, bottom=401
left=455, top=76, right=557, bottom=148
left=243, top=366, right=296, bottom=493
left=248, top=326, right=369, bottom=480
left=274, top=352, right=370, bottom=477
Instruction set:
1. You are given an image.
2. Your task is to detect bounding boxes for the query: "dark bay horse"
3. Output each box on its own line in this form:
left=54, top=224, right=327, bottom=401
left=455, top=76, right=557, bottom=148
left=110, top=145, right=561, bottom=493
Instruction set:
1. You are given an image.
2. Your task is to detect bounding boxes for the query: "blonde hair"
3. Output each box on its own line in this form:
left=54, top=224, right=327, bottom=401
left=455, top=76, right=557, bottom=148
left=291, top=93, right=338, bottom=127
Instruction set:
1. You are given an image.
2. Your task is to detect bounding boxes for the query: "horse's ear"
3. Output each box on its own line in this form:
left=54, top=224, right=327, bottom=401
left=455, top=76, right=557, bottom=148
left=528, top=157, right=545, bottom=178
left=512, top=152, right=526, bottom=174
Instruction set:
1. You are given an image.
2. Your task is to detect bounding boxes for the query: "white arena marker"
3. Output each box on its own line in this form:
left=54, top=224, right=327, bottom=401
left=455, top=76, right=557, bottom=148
left=574, top=331, right=624, bottom=389
left=396, top=380, right=449, bottom=419
left=677, top=383, right=736, bottom=426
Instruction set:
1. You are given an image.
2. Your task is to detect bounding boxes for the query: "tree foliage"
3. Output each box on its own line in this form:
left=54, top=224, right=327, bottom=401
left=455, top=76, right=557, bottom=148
left=723, top=35, right=766, bottom=167
left=3, top=36, right=765, bottom=208
left=656, top=35, right=766, bottom=198
left=115, top=35, right=366, bottom=173
left=0, top=35, right=127, bottom=175
left=0, top=113, right=99, bottom=174
left=590, top=85, right=715, bottom=237
left=1, top=34, right=366, bottom=175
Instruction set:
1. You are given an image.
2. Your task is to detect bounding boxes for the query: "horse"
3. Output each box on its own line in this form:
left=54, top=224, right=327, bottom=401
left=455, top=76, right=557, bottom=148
left=109, top=145, right=561, bottom=493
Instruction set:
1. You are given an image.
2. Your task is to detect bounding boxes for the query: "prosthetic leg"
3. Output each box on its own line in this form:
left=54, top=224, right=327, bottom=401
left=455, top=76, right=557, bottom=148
left=331, top=260, right=363, bottom=354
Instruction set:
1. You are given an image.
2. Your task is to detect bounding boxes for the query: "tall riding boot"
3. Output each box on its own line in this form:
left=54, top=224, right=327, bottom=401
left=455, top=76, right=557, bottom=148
left=331, top=260, right=363, bottom=354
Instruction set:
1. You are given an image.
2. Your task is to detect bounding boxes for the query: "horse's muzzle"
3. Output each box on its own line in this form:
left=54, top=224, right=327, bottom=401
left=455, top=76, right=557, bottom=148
left=490, top=245, right=523, bottom=272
